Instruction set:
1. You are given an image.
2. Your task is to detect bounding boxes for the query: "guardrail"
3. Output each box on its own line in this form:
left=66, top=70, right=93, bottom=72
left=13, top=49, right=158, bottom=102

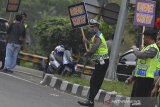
left=17, top=52, right=94, bottom=75
left=76, top=64, right=94, bottom=75
left=18, top=51, right=48, bottom=64
left=17, top=52, right=132, bottom=81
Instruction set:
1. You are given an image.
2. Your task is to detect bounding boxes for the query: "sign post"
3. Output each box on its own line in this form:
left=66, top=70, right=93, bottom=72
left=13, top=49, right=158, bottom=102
left=6, top=0, right=21, bottom=23
left=133, top=0, right=156, bottom=27
left=68, top=2, right=90, bottom=73
left=84, top=0, right=120, bottom=25
left=133, top=0, right=156, bottom=48
left=6, top=0, right=21, bottom=12
left=106, top=0, right=128, bottom=80
left=141, top=26, right=145, bottom=48
left=68, top=2, right=89, bottom=51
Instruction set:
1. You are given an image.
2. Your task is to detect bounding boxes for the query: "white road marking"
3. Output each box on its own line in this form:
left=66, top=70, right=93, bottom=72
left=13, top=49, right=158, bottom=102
left=50, top=93, right=59, bottom=97
left=0, top=72, right=86, bottom=101
left=0, top=72, right=40, bottom=86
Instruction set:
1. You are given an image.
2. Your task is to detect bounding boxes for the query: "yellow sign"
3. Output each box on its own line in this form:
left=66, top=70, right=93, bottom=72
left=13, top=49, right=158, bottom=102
left=68, top=2, right=88, bottom=28
left=134, top=0, right=156, bottom=27
left=71, top=15, right=86, bottom=27
left=8, top=0, right=19, bottom=3
left=69, top=5, right=85, bottom=16
left=6, top=0, right=21, bottom=12
left=137, top=2, right=154, bottom=13
left=136, top=13, right=153, bottom=24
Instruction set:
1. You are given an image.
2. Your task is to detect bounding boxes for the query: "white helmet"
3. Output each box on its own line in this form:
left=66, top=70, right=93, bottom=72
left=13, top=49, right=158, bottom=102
left=89, top=19, right=100, bottom=25
left=55, top=45, right=64, bottom=53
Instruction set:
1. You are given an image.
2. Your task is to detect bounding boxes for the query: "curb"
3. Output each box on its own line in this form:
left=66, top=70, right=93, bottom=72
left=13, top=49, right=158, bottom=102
left=40, top=74, right=131, bottom=107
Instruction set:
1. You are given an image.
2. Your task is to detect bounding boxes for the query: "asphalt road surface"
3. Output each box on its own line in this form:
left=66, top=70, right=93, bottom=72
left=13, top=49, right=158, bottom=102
left=0, top=72, right=109, bottom=107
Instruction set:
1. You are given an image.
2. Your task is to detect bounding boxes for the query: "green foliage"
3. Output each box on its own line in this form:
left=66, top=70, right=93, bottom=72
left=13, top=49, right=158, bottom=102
left=33, top=16, right=117, bottom=58
left=0, top=0, right=140, bottom=56
left=20, top=60, right=33, bottom=68
left=100, top=19, right=116, bottom=39
left=51, top=0, right=82, bottom=16
left=33, top=16, right=84, bottom=55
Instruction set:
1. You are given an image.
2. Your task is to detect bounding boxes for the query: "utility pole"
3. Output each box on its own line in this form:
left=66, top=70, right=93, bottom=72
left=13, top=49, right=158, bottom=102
left=106, top=0, right=129, bottom=80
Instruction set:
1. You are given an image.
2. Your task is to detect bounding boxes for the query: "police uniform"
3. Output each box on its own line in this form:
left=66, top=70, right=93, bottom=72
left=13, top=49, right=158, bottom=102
left=131, top=30, right=159, bottom=107
left=78, top=19, right=109, bottom=107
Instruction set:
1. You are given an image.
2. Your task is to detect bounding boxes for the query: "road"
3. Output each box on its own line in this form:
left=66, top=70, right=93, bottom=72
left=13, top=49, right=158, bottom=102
left=0, top=72, right=109, bottom=107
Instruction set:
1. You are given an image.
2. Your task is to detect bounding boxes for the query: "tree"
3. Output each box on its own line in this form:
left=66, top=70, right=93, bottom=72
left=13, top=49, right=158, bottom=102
left=33, top=16, right=84, bottom=55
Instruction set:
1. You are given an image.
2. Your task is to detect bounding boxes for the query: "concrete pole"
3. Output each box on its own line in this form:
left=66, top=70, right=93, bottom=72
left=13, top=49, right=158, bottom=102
left=106, top=0, right=128, bottom=80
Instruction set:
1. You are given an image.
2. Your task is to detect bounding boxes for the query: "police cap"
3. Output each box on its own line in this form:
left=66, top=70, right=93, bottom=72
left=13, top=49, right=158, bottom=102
left=89, top=19, right=100, bottom=25
left=143, top=29, right=157, bottom=41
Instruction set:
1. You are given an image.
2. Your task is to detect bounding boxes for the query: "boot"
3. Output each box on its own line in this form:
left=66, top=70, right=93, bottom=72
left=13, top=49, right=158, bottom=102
left=77, top=100, right=94, bottom=107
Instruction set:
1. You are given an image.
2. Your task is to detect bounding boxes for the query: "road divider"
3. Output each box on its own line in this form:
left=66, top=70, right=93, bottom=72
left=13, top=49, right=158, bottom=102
left=40, top=74, right=130, bottom=107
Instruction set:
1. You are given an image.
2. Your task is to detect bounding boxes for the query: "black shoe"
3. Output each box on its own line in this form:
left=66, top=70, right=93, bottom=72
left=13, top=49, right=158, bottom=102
left=7, top=69, right=13, bottom=74
left=1, top=69, right=13, bottom=74
left=0, top=67, right=3, bottom=70
left=1, top=68, right=9, bottom=73
left=77, top=100, right=94, bottom=107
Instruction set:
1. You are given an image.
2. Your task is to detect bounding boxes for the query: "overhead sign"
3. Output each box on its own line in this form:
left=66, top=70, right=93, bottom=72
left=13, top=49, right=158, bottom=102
left=133, top=0, right=156, bottom=27
left=68, top=2, right=89, bottom=28
left=102, top=3, right=120, bottom=25
left=130, top=0, right=136, bottom=4
left=84, top=0, right=101, bottom=20
left=84, top=0, right=120, bottom=25
left=6, top=0, right=21, bottom=12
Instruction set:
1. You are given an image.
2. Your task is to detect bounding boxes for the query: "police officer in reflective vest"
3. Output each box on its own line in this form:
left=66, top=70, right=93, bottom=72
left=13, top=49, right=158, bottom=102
left=77, top=19, right=109, bottom=107
left=128, top=29, right=159, bottom=107
left=150, top=36, right=160, bottom=106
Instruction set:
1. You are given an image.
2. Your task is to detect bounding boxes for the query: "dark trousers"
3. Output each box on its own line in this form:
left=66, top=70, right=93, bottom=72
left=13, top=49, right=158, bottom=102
left=0, top=49, right=5, bottom=69
left=131, top=77, right=156, bottom=107
left=88, top=59, right=109, bottom=102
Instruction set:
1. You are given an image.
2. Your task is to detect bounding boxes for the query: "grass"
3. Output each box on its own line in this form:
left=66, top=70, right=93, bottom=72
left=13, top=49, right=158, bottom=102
left=20, top=60, right=33, bottom=68
left=19, top=61, right=133, bottom=96
left=54, top=74, right=133, bottom=96
left=101, top=80, right=133, bottom=96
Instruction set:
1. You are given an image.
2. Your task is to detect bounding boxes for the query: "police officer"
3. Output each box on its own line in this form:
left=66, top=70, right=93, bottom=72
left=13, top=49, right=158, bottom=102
left=77, top=19, right=109, bottom=107
left=20, top=12, right=31, bottom=45
left=128, top=29, right=159, bottom=107
left=151, top=64, right=160, bottom=107
left=151, top=35, right=160, bottom=107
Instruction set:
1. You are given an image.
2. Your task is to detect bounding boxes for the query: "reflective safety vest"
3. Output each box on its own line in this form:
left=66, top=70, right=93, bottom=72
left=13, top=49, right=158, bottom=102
left=24, top=23, right=28, bottom=28
left=155, top=51, right=160, bottom=76
left=90, top=32, right=109, bottom=60
left=135, top=43, right=159, bottom=78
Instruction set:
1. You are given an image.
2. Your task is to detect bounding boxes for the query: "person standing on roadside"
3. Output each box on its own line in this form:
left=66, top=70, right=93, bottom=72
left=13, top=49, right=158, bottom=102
left=127, top=29, right=159, bottom=107
left=2, top=14, right=26, bottom=73
left=77, top=19, right=109, bottom=107
left=150, top=33, right=160, bottom=107
left=106, top=34, right=114, bottom=56
left=20, top=12, right=31, bottom=45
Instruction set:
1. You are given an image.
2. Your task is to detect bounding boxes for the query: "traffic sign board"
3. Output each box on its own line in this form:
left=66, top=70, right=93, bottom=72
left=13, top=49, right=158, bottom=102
left=84, top=0, right=101, bottom=20
left=6, top=0, right=21, bottom=12
left=130, top=0, right=136, bottom=4
left=133, top=0, right=156, bottom=27
left=84, top=0, right=120, bottom=25
left=102, top=3, right=120, bottom=25
left=68, top=2, right=89, bottom=28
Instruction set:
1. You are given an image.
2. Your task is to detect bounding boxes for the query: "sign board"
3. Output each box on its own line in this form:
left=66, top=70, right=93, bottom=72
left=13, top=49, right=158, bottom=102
left=130, top=0, right=136, bottom=4
left=6, top=0, right=21, bottom=12
left=68, top=2, right=89, bottom=28
left=102, top=3, right=120, bottom=25
left=84, top=0, right=120, bottom=25
left=133, top=0, right=156, bottom=27
left=84, top=0, right=101, bottom=20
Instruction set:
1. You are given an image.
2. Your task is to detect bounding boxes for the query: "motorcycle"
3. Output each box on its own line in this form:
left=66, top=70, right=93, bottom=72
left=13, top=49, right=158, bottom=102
left=46, top=50, right=77, bottom=76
